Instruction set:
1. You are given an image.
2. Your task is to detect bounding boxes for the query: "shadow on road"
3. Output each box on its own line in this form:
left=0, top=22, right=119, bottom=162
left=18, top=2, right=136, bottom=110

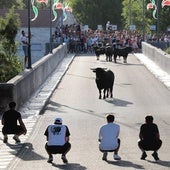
left=51, top=163, right=87, bottom=169
left=147, top=160, right=170, bottom=168
left=106, top=160, right=144, bottom=169
left=105, top=98, right=133, bottom=107
left=7, top=142, right=46, bottom=161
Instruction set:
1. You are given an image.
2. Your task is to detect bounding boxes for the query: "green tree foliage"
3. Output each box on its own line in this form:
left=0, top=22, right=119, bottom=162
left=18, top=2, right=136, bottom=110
left=0, top=0, right=25, bottom=9
left=122, top=0, right=170, bottom=34
left=69, top=0, right=122, bottom=30
left=0, top=8, right=23, bottom=83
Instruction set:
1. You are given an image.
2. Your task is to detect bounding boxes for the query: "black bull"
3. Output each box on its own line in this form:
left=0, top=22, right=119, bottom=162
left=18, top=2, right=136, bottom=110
left=91, top=67, right=115, bottom=99
left=113, top=46, right=133, bottom=63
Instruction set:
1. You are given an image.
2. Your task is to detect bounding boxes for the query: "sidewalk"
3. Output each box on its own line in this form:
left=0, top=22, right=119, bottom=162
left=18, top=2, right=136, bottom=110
left=135, top=53, right=170, bottom=90
left=0, top=52, right=170, bottom=169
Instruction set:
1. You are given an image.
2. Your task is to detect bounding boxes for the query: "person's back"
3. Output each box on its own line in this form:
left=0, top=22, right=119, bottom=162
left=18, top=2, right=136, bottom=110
left=3, top=109, right=20, bottom=131
left=140, top=123, right=158, bottom=145
left=47, top=124, right=67, bottom=146
left=99, top=123, right=119, bottom=151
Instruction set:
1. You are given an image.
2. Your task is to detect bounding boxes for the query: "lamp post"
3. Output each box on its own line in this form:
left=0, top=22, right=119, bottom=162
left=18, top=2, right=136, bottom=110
left=129, top=0, right=132, bottom=27
left=156, top=0, right=160, bottom=44
left=142, top=0, right=145, bottom=41
left=27, top=0, right=32, bottom=69
left=49, top=0, right=53, bottom=53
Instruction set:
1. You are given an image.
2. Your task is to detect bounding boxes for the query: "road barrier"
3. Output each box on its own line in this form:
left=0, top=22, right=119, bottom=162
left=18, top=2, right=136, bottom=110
left=0, top=44, right=67, bottom=113
left=142, top=42, right=170, bottom=75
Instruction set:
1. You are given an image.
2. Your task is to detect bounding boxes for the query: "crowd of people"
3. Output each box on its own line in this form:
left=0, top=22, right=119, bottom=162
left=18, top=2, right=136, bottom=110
left=52, top=24, right=170, bottom=54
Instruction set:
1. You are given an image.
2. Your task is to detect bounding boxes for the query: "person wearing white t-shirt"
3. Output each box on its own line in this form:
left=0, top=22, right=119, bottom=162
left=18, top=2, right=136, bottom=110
left=44, top=118, right=71, bottom=163
left=20, top=30, right=28, bottom=67
left=98, top=114, right=121, bottom=161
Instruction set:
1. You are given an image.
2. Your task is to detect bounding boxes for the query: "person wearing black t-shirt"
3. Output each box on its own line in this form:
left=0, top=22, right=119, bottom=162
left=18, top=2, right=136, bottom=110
left=138, top=115, right=162, bottom=161
left=1, top=102, right=27, bottom=143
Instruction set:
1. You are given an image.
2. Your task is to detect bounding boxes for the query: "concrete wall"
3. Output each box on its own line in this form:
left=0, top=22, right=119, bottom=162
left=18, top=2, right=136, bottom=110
left=0, top=44, right=67, bottom=113
left=142, top=42, right=170, bottom=75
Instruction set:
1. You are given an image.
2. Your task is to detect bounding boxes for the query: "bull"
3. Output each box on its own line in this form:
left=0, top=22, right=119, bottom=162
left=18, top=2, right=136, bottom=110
left=105, top=44, right=113, bottom=62
left=93, top=46, right=105, bottom=60
left=91, top=67, right=115, bottom=99
left=113, top=46, right=133, bottom=63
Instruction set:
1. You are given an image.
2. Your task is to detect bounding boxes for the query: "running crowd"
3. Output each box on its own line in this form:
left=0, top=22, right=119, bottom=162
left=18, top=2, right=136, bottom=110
left=52, top=24, right=170, bottom=54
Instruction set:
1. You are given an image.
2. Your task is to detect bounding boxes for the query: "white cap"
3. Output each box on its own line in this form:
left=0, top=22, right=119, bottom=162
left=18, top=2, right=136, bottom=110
left=54, top=118, right=62, bottom=124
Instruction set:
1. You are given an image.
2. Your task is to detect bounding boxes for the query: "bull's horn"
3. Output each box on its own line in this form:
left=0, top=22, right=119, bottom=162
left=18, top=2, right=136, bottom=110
left=90, top=68, right=96, bottom=70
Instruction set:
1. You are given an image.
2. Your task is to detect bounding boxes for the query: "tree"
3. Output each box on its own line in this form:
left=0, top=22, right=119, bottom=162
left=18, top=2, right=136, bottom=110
left=0, top=0, right=25, bottom=9
left=122, top=0, right=170, bottom=34
left=69, top=0, right=122, bottom=30
left=0, top=8, right=22, bottom=82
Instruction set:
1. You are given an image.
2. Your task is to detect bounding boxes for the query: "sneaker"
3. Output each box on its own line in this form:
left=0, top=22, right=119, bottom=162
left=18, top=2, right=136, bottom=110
left=114, top=154, right=121, bottom=160
left=141, top=152, right=147, bottom=160
left=152, top=151, right=159, bottom=161
left=47, top=155, right=53, bottom=163
left=13, top=135, right=21, bottom=143
left=61, top=155, right=68, bottom=163
left=3, top=135, right=8, bottom=143
left=102, top=152, right=108, bottom=161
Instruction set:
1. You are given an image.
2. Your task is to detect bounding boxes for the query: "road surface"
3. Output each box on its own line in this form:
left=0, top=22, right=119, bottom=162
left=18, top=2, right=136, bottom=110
left=5, top=54, right=170, bottom=169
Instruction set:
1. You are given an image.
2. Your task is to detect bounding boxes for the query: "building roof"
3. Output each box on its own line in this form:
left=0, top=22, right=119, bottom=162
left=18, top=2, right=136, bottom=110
left=0, top=9, right=62, bottom=27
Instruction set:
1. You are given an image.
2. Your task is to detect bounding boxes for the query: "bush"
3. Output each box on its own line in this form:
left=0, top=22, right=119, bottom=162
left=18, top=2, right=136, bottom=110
left=0, top=7, right=22, bottom=83
left=0, top=52, right=23, bottom=83
left=165, top=47, right=170, bottom=54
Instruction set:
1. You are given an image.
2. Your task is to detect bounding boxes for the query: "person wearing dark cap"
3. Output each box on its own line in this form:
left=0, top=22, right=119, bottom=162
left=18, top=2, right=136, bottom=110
left=44, top=118, right=71, bottom=163
left=138, top=115, right=162, bottom=161
left=1, top=102, right=27, bottom=143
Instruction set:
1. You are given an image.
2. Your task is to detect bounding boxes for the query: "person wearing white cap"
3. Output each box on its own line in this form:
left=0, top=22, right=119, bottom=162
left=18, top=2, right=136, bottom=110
left=44, top=118, right=71, bottom=163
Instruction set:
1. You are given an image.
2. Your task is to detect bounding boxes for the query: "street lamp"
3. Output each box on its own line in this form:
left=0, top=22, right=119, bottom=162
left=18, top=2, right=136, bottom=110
left=27, top=0, right=32, bottom=69
left=129, top=0, right=132, bottom=27
left=49, top=0, right=53, bottom=53
left=142, top=0, right=145, bottom=41
left=156, top=0, right=160, bottom=44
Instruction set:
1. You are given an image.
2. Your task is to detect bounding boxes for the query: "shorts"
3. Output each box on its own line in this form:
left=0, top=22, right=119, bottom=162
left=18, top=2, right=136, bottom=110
left=45, top=142, right=71, bottom=154
left=2, top=125, right=25, bottom=135
left=22, top=46, right=28, bottom=57
left=138, top=140, right=162, bottom=151
left=99, top=138, right=120, bottom=152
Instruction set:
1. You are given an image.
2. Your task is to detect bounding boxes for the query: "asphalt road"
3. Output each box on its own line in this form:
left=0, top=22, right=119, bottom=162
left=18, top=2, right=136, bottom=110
left=6, top=54, right=170, bottom=169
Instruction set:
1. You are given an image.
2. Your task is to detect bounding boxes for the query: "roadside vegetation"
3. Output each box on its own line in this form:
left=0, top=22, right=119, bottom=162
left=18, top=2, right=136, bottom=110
left=165, top=47, right=170, bottom=54
left=0, top=8, right=23, bottom=83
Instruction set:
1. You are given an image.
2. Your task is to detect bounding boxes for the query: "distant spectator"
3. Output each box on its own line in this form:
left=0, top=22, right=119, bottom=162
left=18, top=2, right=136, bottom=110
left=20, top=30, right=28, bottom=67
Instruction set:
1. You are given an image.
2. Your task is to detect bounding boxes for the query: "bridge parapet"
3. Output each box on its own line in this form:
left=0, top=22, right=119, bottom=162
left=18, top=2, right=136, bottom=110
left=142, top=42, right=170, bottom=75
